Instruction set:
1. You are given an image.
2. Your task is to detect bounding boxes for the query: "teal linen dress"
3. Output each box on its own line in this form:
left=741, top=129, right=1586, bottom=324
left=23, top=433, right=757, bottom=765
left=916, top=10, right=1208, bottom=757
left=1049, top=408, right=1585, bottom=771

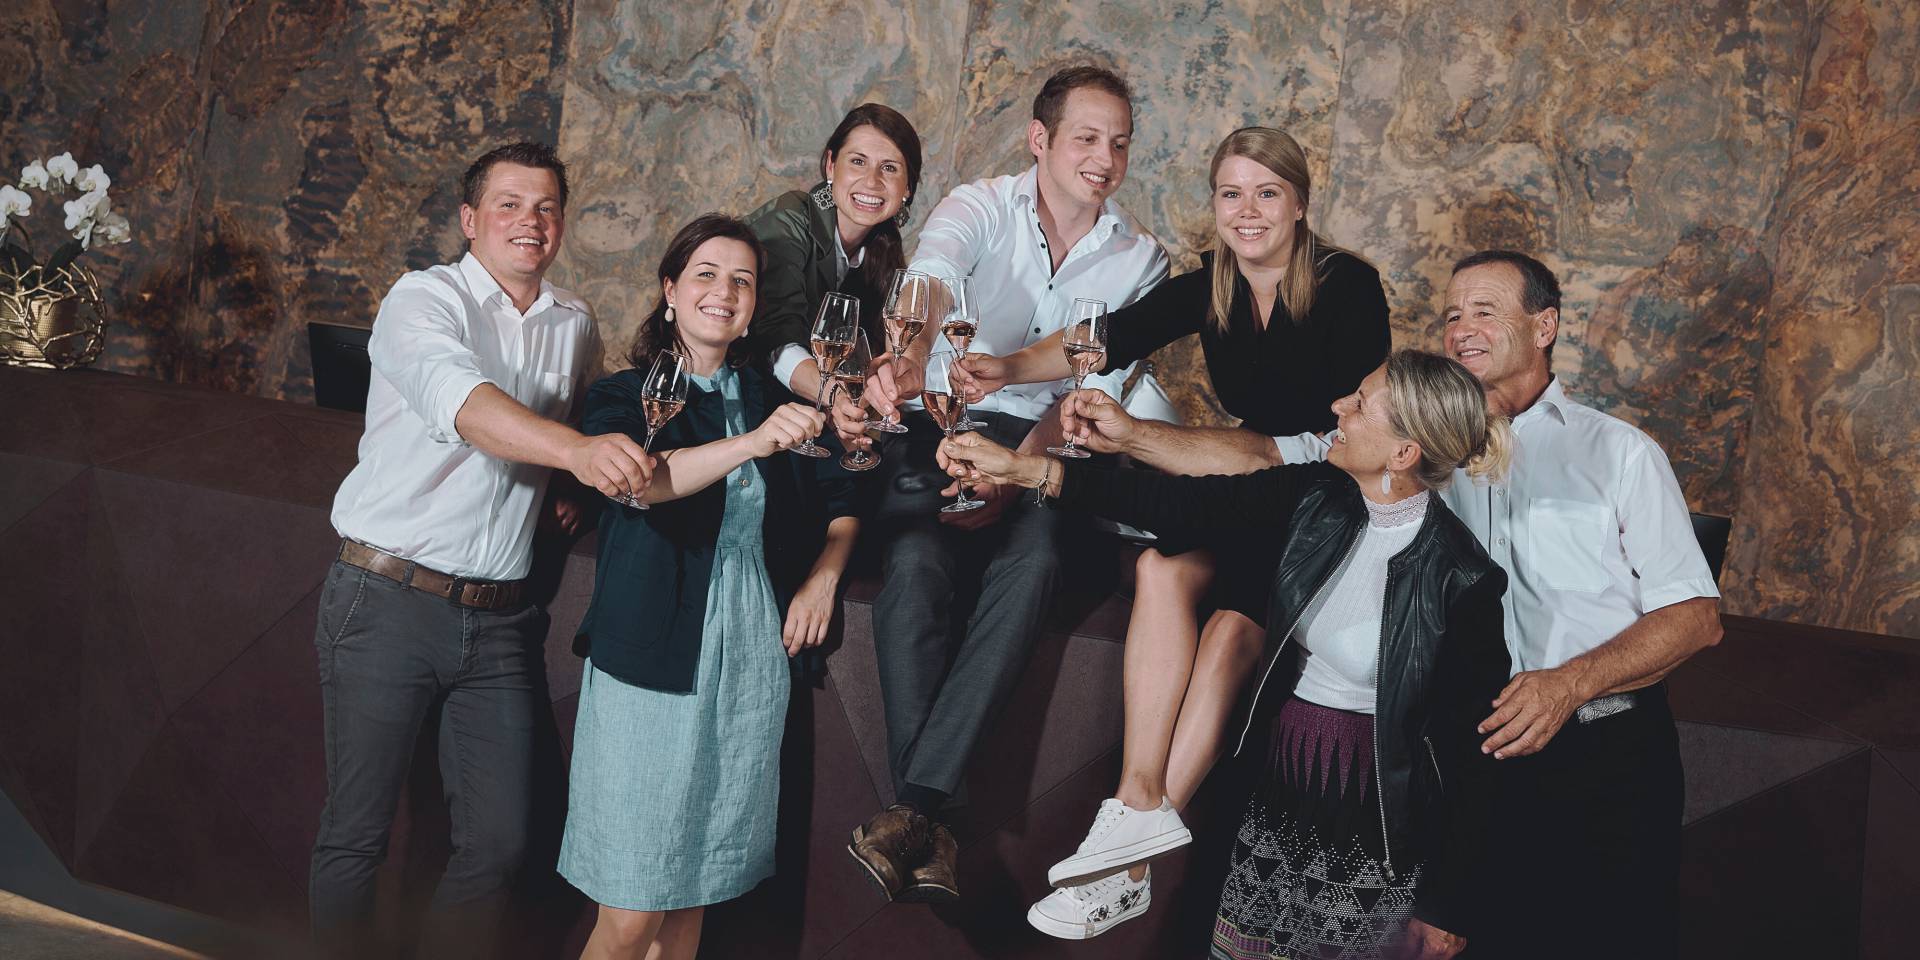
left=558, top=365, right=790, bottom=911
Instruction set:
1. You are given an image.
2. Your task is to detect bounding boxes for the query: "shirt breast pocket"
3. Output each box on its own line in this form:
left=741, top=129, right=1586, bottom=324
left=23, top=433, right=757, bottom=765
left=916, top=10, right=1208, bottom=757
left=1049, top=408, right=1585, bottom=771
left=535, top=372, right=575, bottom=419
left=1527, top=497, right=1612, bottom=593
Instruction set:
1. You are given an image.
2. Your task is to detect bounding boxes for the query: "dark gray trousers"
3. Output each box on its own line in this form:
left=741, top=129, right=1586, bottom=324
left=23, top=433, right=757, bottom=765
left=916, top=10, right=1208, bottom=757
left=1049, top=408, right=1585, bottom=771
left=308, top=559, right=547, bottom=953
left=869, top=411, right=1065, bottom=797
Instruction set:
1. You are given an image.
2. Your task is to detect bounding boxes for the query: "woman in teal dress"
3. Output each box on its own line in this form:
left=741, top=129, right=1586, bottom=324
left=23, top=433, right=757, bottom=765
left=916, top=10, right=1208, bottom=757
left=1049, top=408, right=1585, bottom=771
left=559, top=214, right=859, bottom=959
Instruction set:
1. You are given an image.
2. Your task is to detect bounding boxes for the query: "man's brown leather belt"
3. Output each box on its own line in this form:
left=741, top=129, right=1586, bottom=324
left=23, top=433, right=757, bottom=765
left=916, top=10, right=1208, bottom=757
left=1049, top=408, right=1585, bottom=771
left=337, top=540, right=527, bottom=611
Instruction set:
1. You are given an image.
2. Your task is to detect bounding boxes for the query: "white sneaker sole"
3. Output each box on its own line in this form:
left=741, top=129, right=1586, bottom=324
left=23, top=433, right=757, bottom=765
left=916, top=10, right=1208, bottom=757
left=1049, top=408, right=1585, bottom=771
left=1027, top=890, right=1151, bottom=940
left=1047, top=827, right=1191, bottom=887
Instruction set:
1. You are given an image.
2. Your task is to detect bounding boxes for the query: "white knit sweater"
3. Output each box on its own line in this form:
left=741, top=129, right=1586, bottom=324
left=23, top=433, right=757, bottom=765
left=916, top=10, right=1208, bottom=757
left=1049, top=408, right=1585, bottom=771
left=1289, top=490, right=1431, bottom=714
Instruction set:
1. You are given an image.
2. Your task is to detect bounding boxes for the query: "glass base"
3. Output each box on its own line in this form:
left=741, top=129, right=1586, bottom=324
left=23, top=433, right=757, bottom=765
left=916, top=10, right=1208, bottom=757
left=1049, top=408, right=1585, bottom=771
left=869, top=417, right=910, bottom=434
left=940, top=496, right=986, bottom=513
left=611, top=493, right=649, bottom=511
left=791, top=441, right=833, bottom=458
left=840, top=450, right=881, bottom=472
left=954, top=417, right=984, bottom=433
left=1045, top=444, right=1092, bottom=459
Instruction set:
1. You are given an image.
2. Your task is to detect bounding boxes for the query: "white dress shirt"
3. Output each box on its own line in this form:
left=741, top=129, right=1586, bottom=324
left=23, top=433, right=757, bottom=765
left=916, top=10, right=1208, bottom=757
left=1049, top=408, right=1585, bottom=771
left=1274, top=377, right=1719, bottom=674
left=331, top=253, right=600, bottom=581
left=770, top=229, right=866, bottom=389
left=907, top=166, right=1169, bottom=422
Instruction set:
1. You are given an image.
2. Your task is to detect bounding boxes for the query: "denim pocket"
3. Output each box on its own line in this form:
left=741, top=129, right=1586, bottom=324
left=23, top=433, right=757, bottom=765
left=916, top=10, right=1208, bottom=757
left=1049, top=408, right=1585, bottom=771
left=316, top=563, right=370, bottom=649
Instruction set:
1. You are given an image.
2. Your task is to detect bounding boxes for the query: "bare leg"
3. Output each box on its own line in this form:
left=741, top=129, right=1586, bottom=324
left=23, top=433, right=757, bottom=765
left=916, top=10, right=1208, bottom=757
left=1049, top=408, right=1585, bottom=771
left=1113, top=549, right=1216, bottom=812
left=581, top=904, right=664, bottom=960
left=645, top=907, right=704, bottom=960
left=1163, top=608, right=1266, bottom=810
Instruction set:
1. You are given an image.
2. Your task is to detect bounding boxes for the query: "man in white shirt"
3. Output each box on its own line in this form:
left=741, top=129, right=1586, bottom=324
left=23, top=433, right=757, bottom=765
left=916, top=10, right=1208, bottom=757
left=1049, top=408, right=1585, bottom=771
left=842, top=66, right=1169, bottom=904
left=310, top=142, right=652, bottom=954
left=1046, top=250, right=1721, bottom=958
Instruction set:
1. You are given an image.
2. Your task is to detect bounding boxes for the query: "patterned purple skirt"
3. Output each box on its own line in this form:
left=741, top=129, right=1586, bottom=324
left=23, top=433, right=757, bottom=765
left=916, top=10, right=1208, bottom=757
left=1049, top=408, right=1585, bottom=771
left=1210, top=696, right=1422, bottom=960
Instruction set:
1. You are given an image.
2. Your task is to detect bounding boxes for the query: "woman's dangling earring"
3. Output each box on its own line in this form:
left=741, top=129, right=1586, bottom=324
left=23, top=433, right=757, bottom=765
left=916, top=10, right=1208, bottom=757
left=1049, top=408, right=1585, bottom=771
left=664, top=304, right=676, bottom=324
left=893, top=196, right=911, bottom=228
left=1380, top=471, right=1393, bottom=496
left=811, top=179, right=835, bottom=210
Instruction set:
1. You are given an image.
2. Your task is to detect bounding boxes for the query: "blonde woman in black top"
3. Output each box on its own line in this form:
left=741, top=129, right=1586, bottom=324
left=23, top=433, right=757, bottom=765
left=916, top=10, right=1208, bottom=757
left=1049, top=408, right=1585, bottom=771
left=958, top=126, right=1390, bottom=935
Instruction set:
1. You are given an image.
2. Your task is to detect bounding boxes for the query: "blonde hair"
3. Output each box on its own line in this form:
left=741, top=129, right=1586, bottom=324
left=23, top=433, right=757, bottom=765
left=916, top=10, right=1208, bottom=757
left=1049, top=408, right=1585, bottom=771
left=1383, top=350, right=1513, bottom=489
left=1206, top=127, right=1354, bottom=333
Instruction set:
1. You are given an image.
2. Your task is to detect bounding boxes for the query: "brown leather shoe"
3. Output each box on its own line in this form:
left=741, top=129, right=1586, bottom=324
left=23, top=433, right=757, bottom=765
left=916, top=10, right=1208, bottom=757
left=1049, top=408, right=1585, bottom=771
left=896, top=821, right=959, bottom=903
left=847, top=805, right=930, bottom=901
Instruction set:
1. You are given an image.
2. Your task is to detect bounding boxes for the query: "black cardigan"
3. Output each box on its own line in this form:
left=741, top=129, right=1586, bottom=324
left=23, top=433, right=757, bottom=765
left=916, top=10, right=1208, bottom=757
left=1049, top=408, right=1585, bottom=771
left=572, top=362, right=856, bottom=693
left=1101, top=249, right=1390, bottom=436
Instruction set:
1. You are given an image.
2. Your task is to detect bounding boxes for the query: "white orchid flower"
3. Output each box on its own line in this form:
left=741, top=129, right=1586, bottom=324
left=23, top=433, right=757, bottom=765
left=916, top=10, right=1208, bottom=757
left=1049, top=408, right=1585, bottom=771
left=64, top=189, right=108, bottom=231
left=70, top=220, right=93, bottom=249
left=46, top=152, right=79, bottom=183
left=75, top=164, right=111, bottom=194
left=97, top=212, right=132, bottom=245
left=0, top=185, right=30, bottom=219
left=20, top=161, right=50, bottom=190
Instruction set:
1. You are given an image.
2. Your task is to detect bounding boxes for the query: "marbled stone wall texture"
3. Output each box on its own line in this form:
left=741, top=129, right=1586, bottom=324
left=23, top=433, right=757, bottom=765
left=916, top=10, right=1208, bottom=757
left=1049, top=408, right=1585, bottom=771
left=3, top=1, right=1913, bottom=637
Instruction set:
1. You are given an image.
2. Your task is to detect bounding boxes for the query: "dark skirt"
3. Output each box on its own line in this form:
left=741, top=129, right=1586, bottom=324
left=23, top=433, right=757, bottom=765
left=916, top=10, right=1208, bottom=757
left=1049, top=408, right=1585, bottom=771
left=1149, top=533, right=1283, bottom=625
left=1211, top=696, right=1422, bottom=960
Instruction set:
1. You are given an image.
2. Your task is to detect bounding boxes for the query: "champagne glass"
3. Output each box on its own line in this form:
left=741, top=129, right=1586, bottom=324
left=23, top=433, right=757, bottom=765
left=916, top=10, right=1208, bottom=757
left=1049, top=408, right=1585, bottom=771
left=615, top=348, right=690, bottom=510
left=923, top=350, right=984, bottom=513
left=793, top=292, right=859, bottom=458
left=1045, top=298, right=1107, bottom=459
left=941, top=275, right=986, bottom=433
left=873, top=269, right=931, bottom=435
left=833, top=328, right=882, bottom=473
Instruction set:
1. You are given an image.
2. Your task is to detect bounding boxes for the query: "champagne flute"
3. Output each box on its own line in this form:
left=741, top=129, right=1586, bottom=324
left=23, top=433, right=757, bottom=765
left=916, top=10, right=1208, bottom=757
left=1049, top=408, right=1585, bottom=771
left=873, top=269, right=931, bottom=435
left=833, top=328, right=882, bottom=473
left=1046, top=298, right=1107, bottom=459
left=941, top=275, right=986, bottom=433
left=793, top=292, right=859, bottom=458
left=923, top=350, right=984, bottom=513
left=615, top=348, right=690, bottom=510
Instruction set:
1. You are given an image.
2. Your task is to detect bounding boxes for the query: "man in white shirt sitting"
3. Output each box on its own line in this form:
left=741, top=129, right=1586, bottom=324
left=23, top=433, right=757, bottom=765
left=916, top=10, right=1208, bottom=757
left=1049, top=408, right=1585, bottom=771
left=841, top=66, right=1169, bottom=904
left=1046, top=250, right=1721, bottom=959
left=310, top=142, right=652, bottom=955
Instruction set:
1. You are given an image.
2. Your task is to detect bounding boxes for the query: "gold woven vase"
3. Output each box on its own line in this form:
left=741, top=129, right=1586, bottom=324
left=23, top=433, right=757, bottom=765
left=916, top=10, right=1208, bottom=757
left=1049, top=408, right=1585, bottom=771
left=0, top=262, right=106, bottom=369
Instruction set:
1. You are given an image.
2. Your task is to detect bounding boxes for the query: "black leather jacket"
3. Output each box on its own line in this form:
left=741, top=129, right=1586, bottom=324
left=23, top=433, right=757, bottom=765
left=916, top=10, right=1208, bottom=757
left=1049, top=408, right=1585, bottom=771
left=1059, top=460, right=1510, bottom=937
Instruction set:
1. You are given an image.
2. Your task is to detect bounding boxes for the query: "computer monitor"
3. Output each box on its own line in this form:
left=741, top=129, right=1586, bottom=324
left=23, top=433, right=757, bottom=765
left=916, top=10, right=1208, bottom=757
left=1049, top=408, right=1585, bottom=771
left=308, top=321, right=372, bottom=413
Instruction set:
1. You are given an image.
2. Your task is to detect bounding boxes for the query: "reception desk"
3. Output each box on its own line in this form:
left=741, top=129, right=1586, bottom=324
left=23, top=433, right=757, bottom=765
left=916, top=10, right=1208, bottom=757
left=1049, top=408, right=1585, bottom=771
left=1, top=366, right=1913, bottom=958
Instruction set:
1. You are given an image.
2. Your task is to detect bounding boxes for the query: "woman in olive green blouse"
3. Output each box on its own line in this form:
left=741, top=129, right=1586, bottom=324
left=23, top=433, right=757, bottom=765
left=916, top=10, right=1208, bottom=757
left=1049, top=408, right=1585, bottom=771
left=743, top=103, right=923, bottom=403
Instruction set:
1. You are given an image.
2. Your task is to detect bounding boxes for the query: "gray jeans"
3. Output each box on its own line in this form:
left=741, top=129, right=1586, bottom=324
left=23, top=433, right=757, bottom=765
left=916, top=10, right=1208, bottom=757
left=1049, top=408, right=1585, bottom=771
left=308, top=559, right=547, bottom=953
left=869, top=411, right=1066, bottom=797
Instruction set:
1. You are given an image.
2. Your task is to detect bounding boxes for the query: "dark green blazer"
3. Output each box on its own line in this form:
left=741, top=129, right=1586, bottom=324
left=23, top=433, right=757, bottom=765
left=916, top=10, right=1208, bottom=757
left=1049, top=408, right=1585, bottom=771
left=742, top=186, right=885, bottom=385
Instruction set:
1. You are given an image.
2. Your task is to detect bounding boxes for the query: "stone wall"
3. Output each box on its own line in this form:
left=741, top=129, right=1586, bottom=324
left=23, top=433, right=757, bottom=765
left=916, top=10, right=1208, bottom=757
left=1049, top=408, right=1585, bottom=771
left=4, top=0, right=1914, bottom=636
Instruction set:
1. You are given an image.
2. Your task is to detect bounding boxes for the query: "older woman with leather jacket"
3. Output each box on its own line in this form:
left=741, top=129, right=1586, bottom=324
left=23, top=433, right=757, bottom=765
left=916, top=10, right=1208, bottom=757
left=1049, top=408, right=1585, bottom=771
left=940, top=349, right=1512, bottom=960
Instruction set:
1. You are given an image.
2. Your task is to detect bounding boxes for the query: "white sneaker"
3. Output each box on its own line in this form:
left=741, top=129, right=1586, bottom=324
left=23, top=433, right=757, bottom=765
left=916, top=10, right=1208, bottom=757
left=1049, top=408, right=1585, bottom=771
left=1046, top=797, right=1191, bottom=887
left=1027, top=868, right=1152, bottom=940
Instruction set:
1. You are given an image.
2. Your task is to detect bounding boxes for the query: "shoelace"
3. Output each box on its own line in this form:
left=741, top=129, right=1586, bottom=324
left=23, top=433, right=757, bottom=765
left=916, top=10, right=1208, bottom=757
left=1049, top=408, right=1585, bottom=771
left=1076, top=799, right=1130, bottom=853
left=1065, top=871, right=1137, bottom=906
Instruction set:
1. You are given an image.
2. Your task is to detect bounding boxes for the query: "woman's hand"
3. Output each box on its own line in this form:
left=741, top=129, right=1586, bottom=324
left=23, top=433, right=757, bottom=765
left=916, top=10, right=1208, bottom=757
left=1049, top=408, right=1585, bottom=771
left=781, top=568, right=838, bottom=656
left=952, top=352, right=1010, bottom=403
left=1398, top=918, right=1466, bottom=960
left=937, top=431, right=1049, bottom=489
left=746, top=402, right=826, bottom=458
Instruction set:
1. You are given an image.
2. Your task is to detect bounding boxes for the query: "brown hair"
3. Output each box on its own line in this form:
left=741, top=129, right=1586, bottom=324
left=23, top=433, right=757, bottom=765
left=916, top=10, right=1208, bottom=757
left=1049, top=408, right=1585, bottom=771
left=462, top=141, right=568, bottom=209
left=1031, top=65, right=1134, bottom=141
left=626, top=214, right=767, bottom=370
left=820, top=103, right=923, bottom=289
left=1205, top=127, right=1356, bottom=334
left=1383, top=349, right=1513, bottom=489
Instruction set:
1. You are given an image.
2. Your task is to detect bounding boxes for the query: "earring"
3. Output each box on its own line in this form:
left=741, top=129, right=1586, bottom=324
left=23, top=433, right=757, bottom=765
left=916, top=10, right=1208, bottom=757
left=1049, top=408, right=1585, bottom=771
left=1380, top=471, right=1393, bottom=496
left=893, top=197, right=912, bottom=228
left=811, top=179, right=835, bottom=210
left=664, top=304, right=675, bottom=324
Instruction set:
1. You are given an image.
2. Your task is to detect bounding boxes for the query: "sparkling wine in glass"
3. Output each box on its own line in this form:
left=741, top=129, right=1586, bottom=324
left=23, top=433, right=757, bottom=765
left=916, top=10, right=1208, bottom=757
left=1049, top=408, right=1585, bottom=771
left=833, top=328, right=881, bottom=473
left=616, top=348, right=691, bottom=510
left=794, top=292, right=858, bottom=458
left=941, top=275, right=986, bottom=433
left=873, top=269, right=931, bottom=435
left=923, top=350, right=984, bottom=513
left=1046, top=298, right=1107, bottom=459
